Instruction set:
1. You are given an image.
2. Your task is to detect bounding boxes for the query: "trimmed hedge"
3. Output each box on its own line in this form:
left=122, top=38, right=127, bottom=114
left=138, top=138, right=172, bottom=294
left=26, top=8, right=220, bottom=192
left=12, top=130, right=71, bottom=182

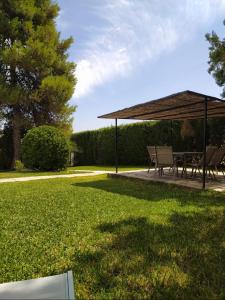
left=72, top=120, right=207, bottom=166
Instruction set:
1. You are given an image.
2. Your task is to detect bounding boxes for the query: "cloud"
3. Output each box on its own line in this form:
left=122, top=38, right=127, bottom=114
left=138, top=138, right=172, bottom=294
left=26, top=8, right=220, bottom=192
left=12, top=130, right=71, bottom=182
left=74, top=0, right=225, bottom=98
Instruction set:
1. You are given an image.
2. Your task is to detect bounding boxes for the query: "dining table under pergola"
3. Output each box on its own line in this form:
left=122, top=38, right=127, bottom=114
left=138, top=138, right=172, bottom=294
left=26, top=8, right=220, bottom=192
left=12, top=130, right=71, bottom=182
left=98, top=90, right=225, bottom=189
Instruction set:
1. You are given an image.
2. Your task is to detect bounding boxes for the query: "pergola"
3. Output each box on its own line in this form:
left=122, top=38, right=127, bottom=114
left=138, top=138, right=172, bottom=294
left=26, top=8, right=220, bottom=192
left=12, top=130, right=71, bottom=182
left=98, top=90, right=225, bottom=189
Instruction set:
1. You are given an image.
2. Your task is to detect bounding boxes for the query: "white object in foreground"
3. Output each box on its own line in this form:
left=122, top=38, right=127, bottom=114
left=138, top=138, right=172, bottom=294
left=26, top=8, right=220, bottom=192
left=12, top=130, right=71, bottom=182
left=0, top=271, right=75, bottom=299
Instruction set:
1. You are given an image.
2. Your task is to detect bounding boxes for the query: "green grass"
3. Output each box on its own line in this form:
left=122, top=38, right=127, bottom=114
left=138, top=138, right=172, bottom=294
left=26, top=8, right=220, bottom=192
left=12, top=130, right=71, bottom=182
left=0, top=167, right=90, bottom=179
left=0, top=165, right=146, bottom=179
left=0, top=175, right=225, bottom=299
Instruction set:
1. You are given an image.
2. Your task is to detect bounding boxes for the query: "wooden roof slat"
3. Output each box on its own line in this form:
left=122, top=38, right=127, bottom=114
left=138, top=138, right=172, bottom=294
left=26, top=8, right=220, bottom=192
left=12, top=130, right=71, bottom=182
left=98, top=90, right=225, bottom=120
left=149, top=111, right=225, bottom=121
left=126, top=100, right=203, bottom=119
left=134, top=106, right=225, bottom=120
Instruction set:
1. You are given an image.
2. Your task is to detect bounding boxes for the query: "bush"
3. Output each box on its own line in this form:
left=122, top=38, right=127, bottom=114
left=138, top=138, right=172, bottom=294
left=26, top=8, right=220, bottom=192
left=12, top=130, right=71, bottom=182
left=15, top=160, right=24, bottom=171
left=22, top=126, right=69, bottom=171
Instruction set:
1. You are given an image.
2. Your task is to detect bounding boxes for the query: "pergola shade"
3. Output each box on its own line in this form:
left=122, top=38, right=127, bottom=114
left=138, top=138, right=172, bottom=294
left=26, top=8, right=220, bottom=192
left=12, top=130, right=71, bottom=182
left=98, top=90, right=225, bottom=189
left=98, top=90, right=225, bottom=120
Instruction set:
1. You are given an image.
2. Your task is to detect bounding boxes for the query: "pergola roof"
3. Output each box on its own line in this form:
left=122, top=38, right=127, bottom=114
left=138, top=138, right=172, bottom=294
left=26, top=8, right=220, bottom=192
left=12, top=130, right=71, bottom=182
left=98, top=90, right=225, bottom=120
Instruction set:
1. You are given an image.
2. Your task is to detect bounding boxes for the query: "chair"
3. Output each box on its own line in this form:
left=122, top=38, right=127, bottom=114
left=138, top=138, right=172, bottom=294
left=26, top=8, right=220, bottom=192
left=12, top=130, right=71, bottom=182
left=147, top=146, right=156, bottom=172
left=155, top=146, right=176, bottom=176
left=0, top=271, right=75, bottom=299
left=208, top=147, right=225, bottom=179
left=191, top=146, right=217, bottom=177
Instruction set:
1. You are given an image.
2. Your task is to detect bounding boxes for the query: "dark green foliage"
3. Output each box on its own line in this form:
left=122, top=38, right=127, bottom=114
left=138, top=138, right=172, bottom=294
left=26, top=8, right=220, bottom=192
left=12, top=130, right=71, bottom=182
left=72, top=121, right=186, bottom=165
left=208, top=117, right=225, bottom=145
left=0, top=0, right=76, bottom=167
left=22, top=125, right=69, bottom=170
left=72, top=119, right=225, bottom=166
left=0, top=126, right=13, bottom=169
left=206, top=20, right=225, bottom=98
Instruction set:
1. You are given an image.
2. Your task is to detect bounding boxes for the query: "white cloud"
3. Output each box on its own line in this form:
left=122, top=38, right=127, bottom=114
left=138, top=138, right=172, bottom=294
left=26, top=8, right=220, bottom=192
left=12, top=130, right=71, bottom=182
left=74, top=0, right=225, bottom=98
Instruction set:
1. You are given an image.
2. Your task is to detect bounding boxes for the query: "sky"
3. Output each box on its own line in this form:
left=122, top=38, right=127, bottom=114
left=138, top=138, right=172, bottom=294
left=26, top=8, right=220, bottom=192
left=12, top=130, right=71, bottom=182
left=56, top=0, right=225, bottom=132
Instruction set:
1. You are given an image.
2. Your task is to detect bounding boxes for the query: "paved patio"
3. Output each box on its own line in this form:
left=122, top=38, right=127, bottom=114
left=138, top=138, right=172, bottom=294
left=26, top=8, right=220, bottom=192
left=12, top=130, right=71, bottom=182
left=109, top=169, right=225, bottom=192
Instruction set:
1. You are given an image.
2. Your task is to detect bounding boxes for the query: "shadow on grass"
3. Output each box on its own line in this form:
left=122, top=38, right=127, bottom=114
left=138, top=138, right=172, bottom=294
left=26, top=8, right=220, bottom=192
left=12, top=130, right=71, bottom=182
left=72, top=211, right=225, bottom=299
left=73, top=177, right=225, bottom=207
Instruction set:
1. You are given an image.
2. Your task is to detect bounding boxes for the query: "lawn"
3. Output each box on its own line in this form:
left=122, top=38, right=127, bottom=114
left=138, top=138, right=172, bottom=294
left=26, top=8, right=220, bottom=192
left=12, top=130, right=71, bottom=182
left=0, top=165, right=146, bottom=179
left=0, top=175, right=225, bottom=299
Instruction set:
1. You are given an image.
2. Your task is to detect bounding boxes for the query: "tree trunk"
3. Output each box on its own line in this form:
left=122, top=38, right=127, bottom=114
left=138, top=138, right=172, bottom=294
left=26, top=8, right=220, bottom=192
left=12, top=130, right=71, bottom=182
left=11, top=107, right=21, bottom=169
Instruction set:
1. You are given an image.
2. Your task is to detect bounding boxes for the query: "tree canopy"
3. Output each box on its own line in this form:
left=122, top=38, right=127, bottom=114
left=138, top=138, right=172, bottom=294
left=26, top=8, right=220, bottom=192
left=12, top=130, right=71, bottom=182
left=206, top=20, right=225, bottom=98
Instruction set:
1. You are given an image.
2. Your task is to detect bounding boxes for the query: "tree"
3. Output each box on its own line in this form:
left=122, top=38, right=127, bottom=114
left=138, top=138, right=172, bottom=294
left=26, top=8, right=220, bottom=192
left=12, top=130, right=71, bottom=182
left=206, top=20, right=225, bottom=98
left=206, top=20, right=225, bottom=145
left=0, top=0, right=76, bottom=168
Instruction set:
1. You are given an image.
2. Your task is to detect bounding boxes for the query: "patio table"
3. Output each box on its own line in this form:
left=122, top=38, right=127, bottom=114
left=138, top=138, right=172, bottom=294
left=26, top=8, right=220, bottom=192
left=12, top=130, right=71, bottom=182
left=173, top=152, right=203, bottom=177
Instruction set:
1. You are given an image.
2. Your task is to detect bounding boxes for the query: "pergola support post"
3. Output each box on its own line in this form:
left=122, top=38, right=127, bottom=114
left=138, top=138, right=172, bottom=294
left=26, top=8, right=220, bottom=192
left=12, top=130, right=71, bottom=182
left=170, top=120, right=173, bottom=147
left=115, top=118, right=118, bottom=173
left=202, top=97, right=208, bottom=189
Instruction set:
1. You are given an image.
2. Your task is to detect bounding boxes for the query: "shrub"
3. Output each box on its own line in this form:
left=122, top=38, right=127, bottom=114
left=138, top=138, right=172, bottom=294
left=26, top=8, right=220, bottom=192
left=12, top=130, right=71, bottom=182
left=22, top=126, right=69, bottom=171
left=15, top=160, right=24, bottom=171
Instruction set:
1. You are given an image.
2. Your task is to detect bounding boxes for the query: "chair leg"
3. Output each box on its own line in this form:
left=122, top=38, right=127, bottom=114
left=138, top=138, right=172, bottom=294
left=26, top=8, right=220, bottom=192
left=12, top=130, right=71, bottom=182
left=193, top=167, right=197, bottom=177
left=147, top=159, right=151, bottom=173
left=158, top=168, right=162, bottom=177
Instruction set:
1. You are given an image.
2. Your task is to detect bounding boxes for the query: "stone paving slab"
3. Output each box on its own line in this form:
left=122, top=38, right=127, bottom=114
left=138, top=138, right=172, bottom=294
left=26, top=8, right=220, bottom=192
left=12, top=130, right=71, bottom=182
left=109, top=169, right=225, bottom=192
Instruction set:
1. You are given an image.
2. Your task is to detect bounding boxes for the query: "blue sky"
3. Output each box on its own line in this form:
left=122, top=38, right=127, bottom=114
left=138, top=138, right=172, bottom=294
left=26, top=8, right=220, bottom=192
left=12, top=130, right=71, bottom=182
left=56, top=0, right=225, bottom=132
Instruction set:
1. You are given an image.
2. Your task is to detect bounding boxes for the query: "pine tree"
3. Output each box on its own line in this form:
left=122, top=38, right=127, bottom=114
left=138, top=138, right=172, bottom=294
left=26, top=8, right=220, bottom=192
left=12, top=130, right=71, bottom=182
left=0, top=0, right=76, bottom=168
left=206, top=20, right=225, bottom=98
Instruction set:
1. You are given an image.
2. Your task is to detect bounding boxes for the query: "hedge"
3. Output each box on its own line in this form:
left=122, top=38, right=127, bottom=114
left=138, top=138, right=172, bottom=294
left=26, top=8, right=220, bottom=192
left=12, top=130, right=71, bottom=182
left=72, top=120, right=212, bottom=166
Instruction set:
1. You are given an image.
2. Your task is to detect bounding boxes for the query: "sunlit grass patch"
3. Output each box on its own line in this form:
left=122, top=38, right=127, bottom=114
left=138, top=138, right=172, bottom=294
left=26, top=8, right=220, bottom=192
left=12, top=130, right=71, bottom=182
left=0, top=175, right=225, bottom=299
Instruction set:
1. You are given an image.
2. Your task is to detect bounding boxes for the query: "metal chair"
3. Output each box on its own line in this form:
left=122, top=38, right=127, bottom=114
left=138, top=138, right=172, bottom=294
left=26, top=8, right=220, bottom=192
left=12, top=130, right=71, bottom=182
left=0, top=271, right=75, bottom=299
left=147, top=146, right=157, bottom=172
left=191, top=146, right=217, bottom=177
left=155, top=146, right=176, bottom=176
left=208, top=147, right=225, bottom=179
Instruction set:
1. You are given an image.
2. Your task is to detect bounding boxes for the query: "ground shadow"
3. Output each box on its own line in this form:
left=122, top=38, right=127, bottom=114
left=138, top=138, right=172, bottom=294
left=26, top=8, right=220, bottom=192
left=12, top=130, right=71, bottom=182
left=70, top=211, right=225, bottom=299
left=73, top=177, right=225, bottom=208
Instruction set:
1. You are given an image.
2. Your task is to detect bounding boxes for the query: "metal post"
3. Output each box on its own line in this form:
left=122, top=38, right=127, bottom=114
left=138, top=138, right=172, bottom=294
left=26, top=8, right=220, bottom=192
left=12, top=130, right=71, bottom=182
left=115, top=118, right=118, bottom=173
left=202, top=97, right=208, bottom=189
left=170, top=120, right=173, bottom=147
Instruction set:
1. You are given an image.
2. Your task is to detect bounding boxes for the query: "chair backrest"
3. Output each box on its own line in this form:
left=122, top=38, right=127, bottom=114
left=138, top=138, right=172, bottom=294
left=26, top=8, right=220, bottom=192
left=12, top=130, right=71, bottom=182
left=0, top=271, right=75, bottom=300
left=155, top=146, right=173, bottom=166
left=147, top=146, right=156, bottom=160
left=208, top=147, right=225, bottom=167
left=199, top=146, right=217, bottom=166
